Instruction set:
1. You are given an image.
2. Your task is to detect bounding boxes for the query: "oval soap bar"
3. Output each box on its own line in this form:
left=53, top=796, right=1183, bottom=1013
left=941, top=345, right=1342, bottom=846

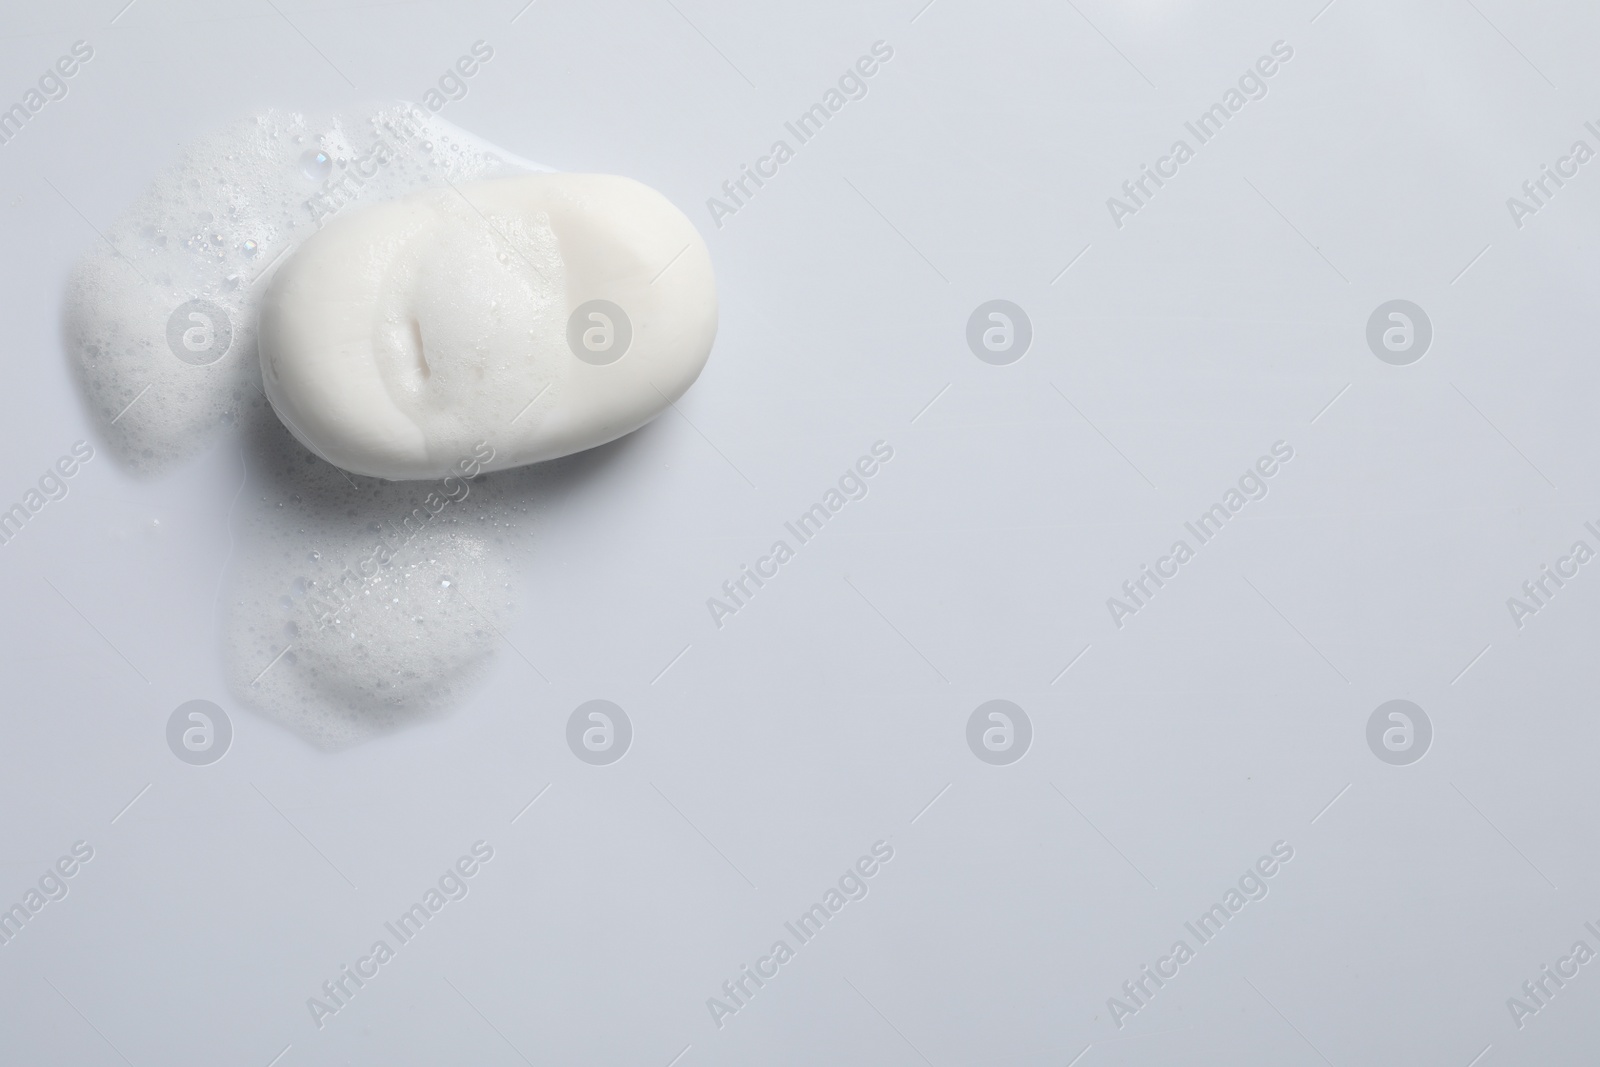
left=259, top=173, right=716, bottom=480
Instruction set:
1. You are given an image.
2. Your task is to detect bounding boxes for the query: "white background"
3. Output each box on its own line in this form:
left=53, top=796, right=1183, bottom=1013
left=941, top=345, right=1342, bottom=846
left=1, top=0, right=1598, bottom=1064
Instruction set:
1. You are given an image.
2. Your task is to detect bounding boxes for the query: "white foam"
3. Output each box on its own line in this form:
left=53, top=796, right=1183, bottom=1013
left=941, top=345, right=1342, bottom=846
left=65, top=104, right=560, bottom=747
left=66, top=102, right=545, bottom=473
left=222, top=400, right=541, bottom=749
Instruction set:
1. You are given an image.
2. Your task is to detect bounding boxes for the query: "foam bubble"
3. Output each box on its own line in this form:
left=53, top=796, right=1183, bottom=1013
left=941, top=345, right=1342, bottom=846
left=66, top=104, right=555, bottom=748
left=223, top=400, right=542, bottom=749
left=66, top=103, right=545, bottom=474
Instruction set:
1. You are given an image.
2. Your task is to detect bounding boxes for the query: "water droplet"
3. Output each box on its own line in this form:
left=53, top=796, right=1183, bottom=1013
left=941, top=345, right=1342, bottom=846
left=299, top=148, right=332, bottom=181
left=242, top=239, right=259, bottom=256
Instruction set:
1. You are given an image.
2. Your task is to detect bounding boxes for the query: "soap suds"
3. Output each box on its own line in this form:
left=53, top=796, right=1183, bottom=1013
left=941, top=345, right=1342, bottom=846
left=223, top=399, right=536, bottom=749
left=65, top=104, right=553, bottom=748
left=65, top=102, right=544, bottom=474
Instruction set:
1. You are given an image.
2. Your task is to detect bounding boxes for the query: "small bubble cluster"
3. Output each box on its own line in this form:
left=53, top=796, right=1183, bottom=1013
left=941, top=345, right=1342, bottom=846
left=220, top=385, right=553, bottom=749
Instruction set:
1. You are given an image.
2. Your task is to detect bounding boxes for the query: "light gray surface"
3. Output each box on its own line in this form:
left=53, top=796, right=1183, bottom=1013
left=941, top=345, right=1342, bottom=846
left=1, top=0, right=1597, bottom=1064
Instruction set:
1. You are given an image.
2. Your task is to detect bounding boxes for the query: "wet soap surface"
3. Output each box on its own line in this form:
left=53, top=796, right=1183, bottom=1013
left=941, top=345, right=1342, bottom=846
left=258, top=172, right=716, bottom=480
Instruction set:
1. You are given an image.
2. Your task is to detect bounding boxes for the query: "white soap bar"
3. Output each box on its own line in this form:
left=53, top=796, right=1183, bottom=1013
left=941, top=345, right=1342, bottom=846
left=259, top=173, right=717, bottom=480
